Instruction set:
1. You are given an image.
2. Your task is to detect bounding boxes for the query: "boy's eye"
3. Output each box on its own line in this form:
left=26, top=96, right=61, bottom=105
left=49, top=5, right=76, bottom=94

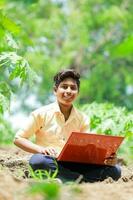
left=62, top=85, right=68, bottom=89
left=71, top=86, right=77, bottom=90
left=61, top=85, right=77, bottom=90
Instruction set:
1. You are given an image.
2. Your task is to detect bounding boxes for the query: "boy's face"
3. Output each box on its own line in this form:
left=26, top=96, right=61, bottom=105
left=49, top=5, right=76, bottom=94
left=54, top=78, right=79, bottom=107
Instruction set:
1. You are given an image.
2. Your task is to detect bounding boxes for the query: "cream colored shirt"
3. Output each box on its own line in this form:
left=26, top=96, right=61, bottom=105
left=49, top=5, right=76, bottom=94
left=15, top=101, right=90, bottom=153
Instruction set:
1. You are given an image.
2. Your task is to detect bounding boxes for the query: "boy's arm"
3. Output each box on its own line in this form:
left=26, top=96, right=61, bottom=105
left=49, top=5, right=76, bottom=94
left=14, top=112, right=57, bottom=156
left=14, top=137, right=57, bottom=156
left=14, top=137, right=43, bottom=153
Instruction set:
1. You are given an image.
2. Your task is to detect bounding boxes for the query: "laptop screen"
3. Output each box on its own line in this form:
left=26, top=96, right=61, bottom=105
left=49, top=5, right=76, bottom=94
left=57, top=132, right=124, bottom=165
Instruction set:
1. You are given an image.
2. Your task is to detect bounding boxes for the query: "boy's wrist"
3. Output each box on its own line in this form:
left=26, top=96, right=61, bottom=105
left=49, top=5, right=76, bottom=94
left=37, top=146, right=45, bottom=154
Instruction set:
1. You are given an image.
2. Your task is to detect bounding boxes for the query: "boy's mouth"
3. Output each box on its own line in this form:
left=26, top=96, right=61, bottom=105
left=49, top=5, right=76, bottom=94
left=63, top=96, right=73, bottom=101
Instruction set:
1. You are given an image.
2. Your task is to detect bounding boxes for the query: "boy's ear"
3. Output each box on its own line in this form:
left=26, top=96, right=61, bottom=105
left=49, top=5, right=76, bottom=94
left=53, top=86, right=57, bottom=94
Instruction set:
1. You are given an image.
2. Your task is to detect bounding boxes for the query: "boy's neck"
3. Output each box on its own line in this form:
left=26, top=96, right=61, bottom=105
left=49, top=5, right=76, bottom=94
left=58, top=102, right=73, bottom=121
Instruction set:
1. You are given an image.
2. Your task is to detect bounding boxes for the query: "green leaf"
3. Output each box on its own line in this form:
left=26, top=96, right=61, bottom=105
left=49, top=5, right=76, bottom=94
left=90, top=115, right=101, bottom=129
left=0, top=81, right=11, bottom=100
left=0, top=93, right=9, bottom=113
left=1, top=13, right=20, bottom=35
left=28, top=182, right=60, bottom=200
left=0, top=0, right=5, bottom=9
left=111, top=35, right=133, bottom=57
left=100, top=6, right=126, bottom=23
left=0, top=26, right=5, bottom=39
left=6, top=33, right=19, bottom=49
left=0, top=52, right=38, bottom=86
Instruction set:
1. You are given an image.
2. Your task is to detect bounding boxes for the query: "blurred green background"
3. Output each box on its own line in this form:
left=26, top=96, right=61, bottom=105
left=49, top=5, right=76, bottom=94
left=0, top=0, right=133, bottom=162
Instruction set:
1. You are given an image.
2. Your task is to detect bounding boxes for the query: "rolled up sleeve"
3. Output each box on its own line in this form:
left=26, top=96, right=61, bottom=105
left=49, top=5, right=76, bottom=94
left=15, top=112, right=42, bottom=139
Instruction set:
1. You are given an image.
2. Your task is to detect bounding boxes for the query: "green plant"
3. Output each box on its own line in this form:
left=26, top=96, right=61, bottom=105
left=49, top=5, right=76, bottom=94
left=0, top=114, right=14, bottom=144
left=81, top=102, right=133, bottom=163
left=29, top=161, right=58, bottom=181
left=28, top=164, right=60, bottom=200
left=28, top=181, right=60, bottom=200
left=0, top=11, right=38, bottom=115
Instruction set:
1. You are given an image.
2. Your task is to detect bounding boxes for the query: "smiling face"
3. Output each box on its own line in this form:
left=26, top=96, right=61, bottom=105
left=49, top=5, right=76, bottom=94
left=54, top=78, right=79, bottom=107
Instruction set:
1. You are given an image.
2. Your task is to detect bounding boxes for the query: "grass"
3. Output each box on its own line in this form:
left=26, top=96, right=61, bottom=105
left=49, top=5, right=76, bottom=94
left=27, top=166, right=61, bottom=200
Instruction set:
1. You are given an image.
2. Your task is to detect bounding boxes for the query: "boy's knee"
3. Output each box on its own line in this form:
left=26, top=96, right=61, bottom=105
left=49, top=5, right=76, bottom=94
left=106, top=165, right=121, bottom=181
left=112, top=165, right=121, bottom=180
left=29, top=153, right=57, bottom=171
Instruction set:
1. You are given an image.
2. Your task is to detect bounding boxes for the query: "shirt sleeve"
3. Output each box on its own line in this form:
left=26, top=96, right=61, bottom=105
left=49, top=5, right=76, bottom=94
left=15, top=110, right=43, bottom=139
left=80, top=113, right=90, bottom=133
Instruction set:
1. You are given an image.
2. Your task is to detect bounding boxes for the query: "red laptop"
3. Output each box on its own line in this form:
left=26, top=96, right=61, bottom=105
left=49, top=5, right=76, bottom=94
left=57, top=132, right=124, bottom=165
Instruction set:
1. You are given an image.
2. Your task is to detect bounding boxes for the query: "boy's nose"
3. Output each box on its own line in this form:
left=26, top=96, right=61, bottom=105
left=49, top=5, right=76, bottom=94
left=66, top=87, right=71, bottom=93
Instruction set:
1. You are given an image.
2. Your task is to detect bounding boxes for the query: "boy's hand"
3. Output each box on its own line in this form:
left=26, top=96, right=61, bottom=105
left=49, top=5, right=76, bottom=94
left=104, top=153, right=117, bottom=166
left=39, top=147, right=58, bottom=157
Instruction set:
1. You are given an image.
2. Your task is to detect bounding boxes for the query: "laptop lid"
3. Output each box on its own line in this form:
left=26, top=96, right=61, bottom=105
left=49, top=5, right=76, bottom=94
left=57, top=132, right=124, bottom=165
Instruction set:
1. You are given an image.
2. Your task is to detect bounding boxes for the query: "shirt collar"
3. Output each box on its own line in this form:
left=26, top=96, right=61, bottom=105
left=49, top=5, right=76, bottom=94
left=53, top=101, right=62, bottom=113
left=53, top=101, right=80, bottom=121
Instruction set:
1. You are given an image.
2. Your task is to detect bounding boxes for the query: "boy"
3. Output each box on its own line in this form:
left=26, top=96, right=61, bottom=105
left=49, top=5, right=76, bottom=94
left=14, top=69, right=121, bottom=182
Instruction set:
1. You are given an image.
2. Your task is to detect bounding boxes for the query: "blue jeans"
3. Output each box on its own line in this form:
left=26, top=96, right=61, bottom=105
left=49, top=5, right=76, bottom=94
left=29, top=153, right=121, bottom=183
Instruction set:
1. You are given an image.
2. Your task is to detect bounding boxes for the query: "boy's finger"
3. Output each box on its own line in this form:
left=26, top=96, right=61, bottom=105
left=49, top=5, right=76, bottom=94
left=106, top=154, right=117, bottom=159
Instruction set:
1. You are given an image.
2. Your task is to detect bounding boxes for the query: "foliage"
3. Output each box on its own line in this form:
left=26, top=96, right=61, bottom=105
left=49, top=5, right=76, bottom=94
left=29, top=164, right=58, bottom=181
left=0, top=114, right=14, bottom=144
left=28, top=181, right=60, bottom=200
left=81, top=102, right=133, bottom=162
left=1, top=0, right=132, bottom=110
left=28, top=165, right=60, bottom=200
left=0, top=10, right=38, bottom=114
left=0, top=9, right=38, bottom=137
left=0, top=0, right=133, bottom=162
left=0, top=52, right=37, bottom=87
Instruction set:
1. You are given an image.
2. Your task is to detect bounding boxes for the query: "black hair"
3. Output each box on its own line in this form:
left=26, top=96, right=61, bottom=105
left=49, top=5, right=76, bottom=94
left=53, top=69, right=80, bottom=90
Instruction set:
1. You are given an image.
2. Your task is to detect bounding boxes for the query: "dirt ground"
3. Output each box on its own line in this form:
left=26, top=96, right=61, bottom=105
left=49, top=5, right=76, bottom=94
left=0, top=146, right=133, bottom=200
